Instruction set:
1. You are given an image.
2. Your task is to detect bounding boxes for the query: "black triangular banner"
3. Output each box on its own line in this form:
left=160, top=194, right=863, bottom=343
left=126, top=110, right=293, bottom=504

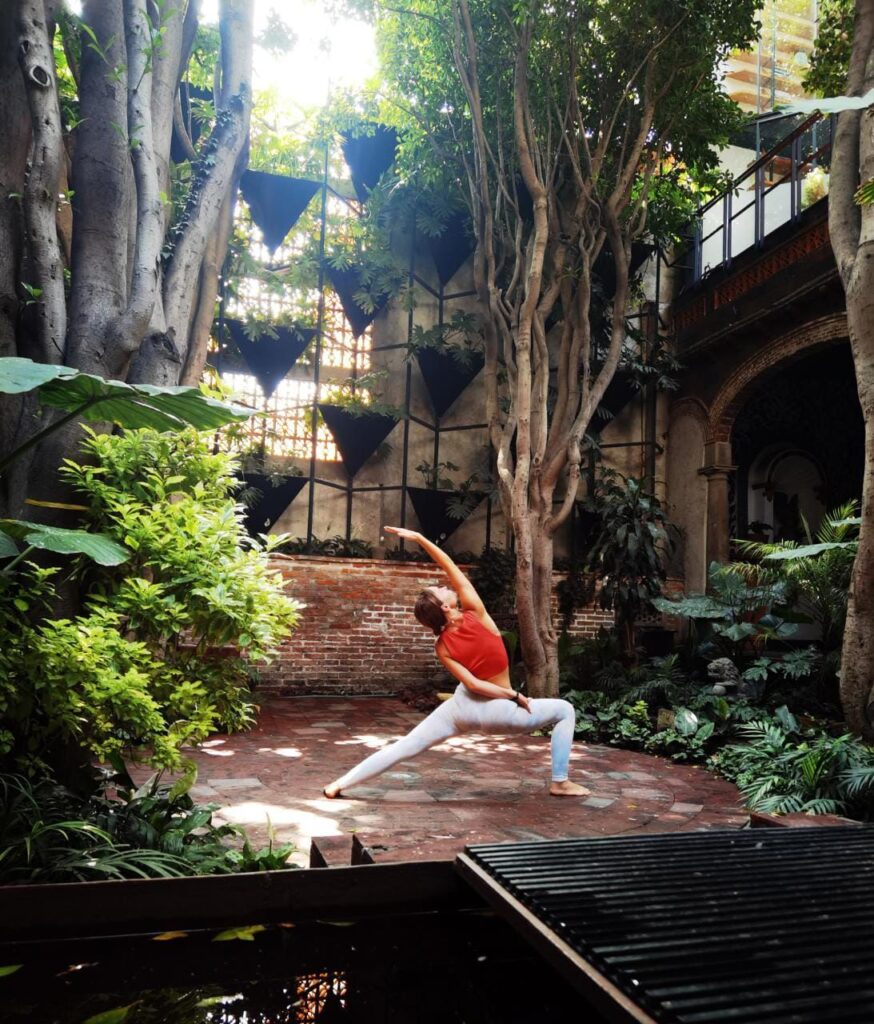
left=574, top=501, right=603, bottom=551
left=237, top=473, right=308, bottom=535
left=324, top=264, right=389, bottom=339
left=341, top=125, right=398, bottom=201
left=407, top=486, right=486, bottom=543
left=593, top=241, right=654, bottom=298
left=599, top=369, right=639, bottom=420
left=224, top=319, right=316, bottom=398
left=428, top=209, right=475, bottom=286
left=239, top=170, right=320, bottom=253
left=318, top=403, right=398, bottom=478
left=416, top=346, right=484, bottom=419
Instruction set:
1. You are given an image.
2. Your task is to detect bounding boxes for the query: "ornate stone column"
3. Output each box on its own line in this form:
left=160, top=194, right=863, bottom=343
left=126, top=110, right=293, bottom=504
left=698, top=441, right=736, bottom=570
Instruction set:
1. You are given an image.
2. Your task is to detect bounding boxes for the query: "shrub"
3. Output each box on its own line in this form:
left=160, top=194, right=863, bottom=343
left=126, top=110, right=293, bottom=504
left=2, top=429, right=300, bottom=779
left=0, top=768, right=297, bottom=885
left=713, top=710, right=874, bottom=818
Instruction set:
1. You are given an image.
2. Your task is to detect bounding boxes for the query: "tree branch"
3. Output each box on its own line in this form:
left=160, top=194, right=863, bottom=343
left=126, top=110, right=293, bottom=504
left=116, top=0, right=164, bottom=350
left=66, top=1, right=130, bottom=374
left=161, top=0, right=252, bottom=363
left=16, top=0, right=66, bottom=362
left=829, top=0, right=874, bottom=282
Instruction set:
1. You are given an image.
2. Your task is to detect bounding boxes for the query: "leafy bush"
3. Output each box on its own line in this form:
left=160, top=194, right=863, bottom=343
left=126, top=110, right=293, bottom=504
left=566, top=685, right=753, bottom=762
left=278, top=534, right=374, bottom=557
left=643, top=694, right=757, bottom=762
left=0, top=768, right=297, bottom=885
left=1, top=428, right=300, bottom=778
left=469, top=545, right=516, bottom=614
left=406, top=310, right=484, bottom=368
left=0, top=771, right=190, bottom=884
left=583, top=469, right=675, bottom=656
left=712, top=710, right=874, bottom=818
left=733, top=502, right=859, bottom=699
left=653, top=561, right=798, bottom=667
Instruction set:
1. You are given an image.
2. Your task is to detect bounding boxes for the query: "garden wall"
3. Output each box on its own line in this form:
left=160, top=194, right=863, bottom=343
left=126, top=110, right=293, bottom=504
left=261, top=554, right=615, bottom=695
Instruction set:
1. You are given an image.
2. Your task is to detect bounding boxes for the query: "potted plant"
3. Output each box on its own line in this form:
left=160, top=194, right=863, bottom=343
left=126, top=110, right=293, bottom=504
left=317, top=370, right=403, bottom=477
left=584, top=468, right=676, bottom=661
left=232, top=444, right=307, bottom=536
left=406, top=459, right=487, bottom=543
left=407, top=311, right=484, bottom=418
left=222, top=318, right=317, bottom=398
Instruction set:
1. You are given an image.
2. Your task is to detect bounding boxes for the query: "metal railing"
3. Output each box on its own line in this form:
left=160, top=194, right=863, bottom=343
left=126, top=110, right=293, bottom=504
left=676, top=110, right=833, bottom=286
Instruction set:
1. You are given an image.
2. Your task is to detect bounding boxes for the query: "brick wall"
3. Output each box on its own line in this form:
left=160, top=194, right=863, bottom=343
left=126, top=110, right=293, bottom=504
left=261, top=554, right=615, bottom=695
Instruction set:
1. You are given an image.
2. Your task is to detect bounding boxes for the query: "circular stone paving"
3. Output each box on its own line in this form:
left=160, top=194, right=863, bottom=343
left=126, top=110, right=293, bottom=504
left=142, top=696, right=746, bottom=867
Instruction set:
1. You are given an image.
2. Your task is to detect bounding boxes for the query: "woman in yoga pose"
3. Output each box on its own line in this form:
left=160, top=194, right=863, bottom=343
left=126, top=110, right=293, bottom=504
left=323, top=527, right=589, bottom=799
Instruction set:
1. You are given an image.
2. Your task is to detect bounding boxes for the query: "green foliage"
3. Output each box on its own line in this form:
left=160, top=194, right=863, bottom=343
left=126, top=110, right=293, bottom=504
left=277, top=534, right=374, bottom=558
left=0, top=771, right=190, bottom=884
left=714, top=713, right=874, bottom=819
left=469, top=545, right=516, bottom=614
left=653, top=562, right=797, bottom=666
left=802, top=0, right=853, bottom=98
left=554, top=556, right=596, bottom=630
left=0, top=519, right=129, bottom=566
left=416, top=459, right=460, bottom=490
left=407, top=311, right=484, bottom=369
left=0, top=768, right=298, bottom=885
left=583, top=469, right=675, bottom=645
left=618, top=333, right=683, bottom=395
left=644, top=694, right=748, bottom=762
left=415, top=459, right=486, bottom=520
left=1, top=429, right=299, bottom=778
left=0, top=357, right=252, bottom=475
left=319, top=369, right=404, bottom=420
left=734, top=502, right=858, bottom=654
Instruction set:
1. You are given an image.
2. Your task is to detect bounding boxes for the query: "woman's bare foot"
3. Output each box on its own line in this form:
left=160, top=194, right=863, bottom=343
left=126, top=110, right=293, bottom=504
left=549, top=780, right=591, bottom=797
left=323, top=782, right=342, bottom=799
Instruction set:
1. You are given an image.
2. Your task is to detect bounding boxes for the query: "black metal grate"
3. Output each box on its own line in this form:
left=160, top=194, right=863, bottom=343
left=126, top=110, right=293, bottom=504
left=465, top=826, right=874, bottom=1024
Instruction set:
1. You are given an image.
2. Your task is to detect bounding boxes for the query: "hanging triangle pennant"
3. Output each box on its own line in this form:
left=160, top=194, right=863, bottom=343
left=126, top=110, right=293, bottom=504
left=318, top=403, right=398, bottom=478
left=224, top=319, right=316, bottom=397
left=598, top=369, right=639, bottom=420
left=428, top=209, right=475, bottom=286
left=593, top=241, right=654, bottom=297
left=237, top=473, right=308, bottom=535
left=324, top=264, right=389, bottom=339
left=407, top=486, right=486, bottom=543
left=340, top=125, right=398, bottom=201
left=239, top=171, right=320, bottom=253
left=416, top=346, right=483, bottom=419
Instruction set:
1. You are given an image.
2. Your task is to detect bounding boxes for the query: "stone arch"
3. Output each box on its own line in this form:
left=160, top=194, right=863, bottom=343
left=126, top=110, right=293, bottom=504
left=706, top=313, right=849, bottom=444
left=668, top=395, right=710, bottom=431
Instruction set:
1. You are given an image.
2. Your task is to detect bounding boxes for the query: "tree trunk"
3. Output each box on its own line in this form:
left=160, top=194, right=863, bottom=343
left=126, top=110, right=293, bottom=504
left=828, top=0, right=874, bottom=738
left=839, top=280, right=874, bottom=739
left=532, top=518, right=559, bottom=697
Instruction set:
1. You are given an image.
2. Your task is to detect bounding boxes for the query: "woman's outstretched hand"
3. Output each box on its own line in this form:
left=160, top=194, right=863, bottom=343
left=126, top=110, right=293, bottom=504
left=384, top=526, right=421, bottom=542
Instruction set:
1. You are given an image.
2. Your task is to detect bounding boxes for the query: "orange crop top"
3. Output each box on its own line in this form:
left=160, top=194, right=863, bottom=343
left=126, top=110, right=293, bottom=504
left=437, top=610, right=509, bottom=679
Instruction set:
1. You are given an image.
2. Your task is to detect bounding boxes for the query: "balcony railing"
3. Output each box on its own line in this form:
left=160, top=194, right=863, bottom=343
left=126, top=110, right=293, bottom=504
left=676, top=110, right=833, bottom=286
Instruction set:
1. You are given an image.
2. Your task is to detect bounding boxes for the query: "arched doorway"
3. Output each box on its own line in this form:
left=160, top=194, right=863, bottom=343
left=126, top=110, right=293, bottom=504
left=731, top=345, right=863, bottom=546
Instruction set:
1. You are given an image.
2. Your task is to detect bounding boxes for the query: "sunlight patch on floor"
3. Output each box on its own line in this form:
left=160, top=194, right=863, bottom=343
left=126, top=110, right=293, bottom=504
left=217, top=800, right=342, bottom=836
left=334, top=735, right=394, bottom=750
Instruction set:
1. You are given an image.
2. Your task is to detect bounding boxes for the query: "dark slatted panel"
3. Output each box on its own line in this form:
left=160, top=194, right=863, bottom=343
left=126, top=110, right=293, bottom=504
left=465, top=827, right=874, bottom=1024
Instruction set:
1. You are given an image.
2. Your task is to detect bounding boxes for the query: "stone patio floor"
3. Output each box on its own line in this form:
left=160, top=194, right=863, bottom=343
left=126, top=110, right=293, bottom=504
left=140, top=695, right=748, bottom=868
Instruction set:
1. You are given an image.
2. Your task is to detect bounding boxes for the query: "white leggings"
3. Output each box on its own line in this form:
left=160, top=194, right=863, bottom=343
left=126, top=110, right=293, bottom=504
left=332, top=684, right=578, bottom=791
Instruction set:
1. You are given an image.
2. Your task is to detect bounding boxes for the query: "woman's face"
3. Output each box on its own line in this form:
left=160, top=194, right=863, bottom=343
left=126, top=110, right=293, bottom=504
left=428, top=585, right=457, bottom=610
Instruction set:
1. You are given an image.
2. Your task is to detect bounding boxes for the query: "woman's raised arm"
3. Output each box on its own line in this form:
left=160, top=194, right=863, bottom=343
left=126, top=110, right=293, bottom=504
left=383, top=526, right=485, bottom=614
